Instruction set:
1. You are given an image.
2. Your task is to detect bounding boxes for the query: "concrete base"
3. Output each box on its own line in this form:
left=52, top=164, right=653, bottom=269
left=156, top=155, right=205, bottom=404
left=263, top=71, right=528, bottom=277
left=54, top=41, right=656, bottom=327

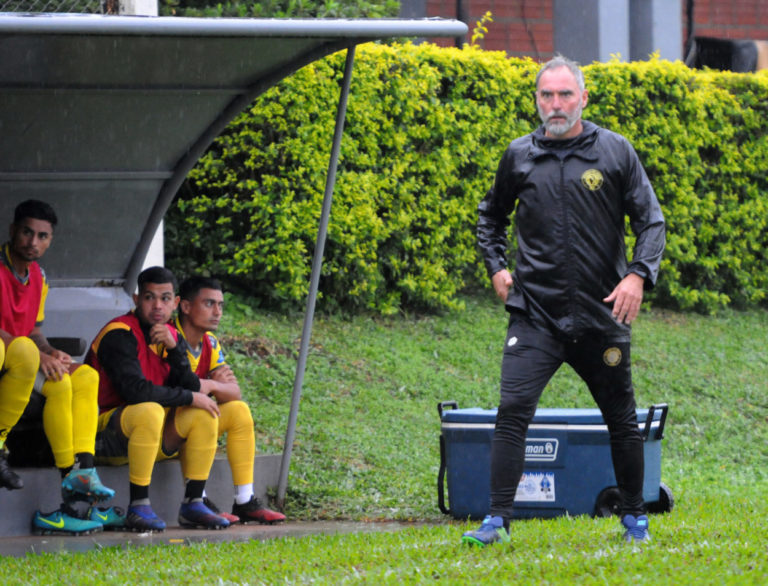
left=1, top=454, right=281, bottom=537
left=0, top=520, right=422, bottom=558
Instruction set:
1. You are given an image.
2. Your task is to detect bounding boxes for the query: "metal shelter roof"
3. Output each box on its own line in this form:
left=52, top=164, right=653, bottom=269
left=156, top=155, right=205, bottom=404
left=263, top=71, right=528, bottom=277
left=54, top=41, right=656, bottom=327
left=0, top=14, right=466, bottom=290
left=0, top=13, right=467, bottom=509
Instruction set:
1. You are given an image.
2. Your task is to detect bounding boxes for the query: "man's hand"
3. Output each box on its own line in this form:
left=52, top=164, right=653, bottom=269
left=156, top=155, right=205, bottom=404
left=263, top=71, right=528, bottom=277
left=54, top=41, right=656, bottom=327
left=190, top=391, right=220, bottom=417
left=39, top=350, right=71, bottom=381
left=603, top=273, right=645, bottom=324
left=149, top=323, right=176, bottom=350
left=210, top=364, right=237, bottom=384
left=491, top=269, right=513, bottom=303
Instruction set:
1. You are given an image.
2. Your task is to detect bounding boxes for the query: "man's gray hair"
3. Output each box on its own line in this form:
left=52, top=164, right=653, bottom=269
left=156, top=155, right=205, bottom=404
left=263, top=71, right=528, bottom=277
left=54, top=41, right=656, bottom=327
left=535, top=55, right=585, bottom=92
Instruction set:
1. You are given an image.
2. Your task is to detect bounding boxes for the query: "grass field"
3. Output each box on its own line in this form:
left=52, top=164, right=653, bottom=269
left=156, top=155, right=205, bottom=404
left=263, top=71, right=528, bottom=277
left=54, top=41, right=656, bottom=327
left=0, top=294, right=765, bottom=583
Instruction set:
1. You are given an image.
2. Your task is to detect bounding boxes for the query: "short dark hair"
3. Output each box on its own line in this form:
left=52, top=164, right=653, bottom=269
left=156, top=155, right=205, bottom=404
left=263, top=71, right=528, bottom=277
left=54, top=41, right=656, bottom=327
left=14, top=199, right=58, bottom=229
left=179, top=276, right=223, bottom=302
left=137, top=266, right=177, bottom=294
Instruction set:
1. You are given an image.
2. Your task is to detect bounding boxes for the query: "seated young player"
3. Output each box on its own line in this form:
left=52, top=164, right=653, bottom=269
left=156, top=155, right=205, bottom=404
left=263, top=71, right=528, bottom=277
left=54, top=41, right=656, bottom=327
left=176, top=276, right=286, bottom=524
left=86, top=266, right=230, bottom=532
left=0, top=199, right=113, bottom=536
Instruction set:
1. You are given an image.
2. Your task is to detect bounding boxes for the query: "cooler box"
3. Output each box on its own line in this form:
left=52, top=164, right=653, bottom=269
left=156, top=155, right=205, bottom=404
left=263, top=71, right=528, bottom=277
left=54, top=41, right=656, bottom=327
left=437, top=402, right=672, bottom=520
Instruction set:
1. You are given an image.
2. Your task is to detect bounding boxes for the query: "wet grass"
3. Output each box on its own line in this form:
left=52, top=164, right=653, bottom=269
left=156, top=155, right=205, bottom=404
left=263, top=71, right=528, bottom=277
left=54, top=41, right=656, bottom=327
left=1, top=295, right=765, bottom=583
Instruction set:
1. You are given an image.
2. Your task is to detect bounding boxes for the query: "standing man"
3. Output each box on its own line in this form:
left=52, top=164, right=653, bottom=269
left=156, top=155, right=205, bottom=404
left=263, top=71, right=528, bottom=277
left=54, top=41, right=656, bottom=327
left=1, top=199, right=113, bottom=535
left=175, top=276, right=286, bottom=524
left=463, top=56, right=665, bottom=546
left=86, top=266, right=229, bottom=532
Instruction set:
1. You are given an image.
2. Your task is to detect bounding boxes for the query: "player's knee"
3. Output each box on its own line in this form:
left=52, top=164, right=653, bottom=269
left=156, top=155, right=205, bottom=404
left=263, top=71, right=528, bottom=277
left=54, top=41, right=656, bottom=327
left=125, top=402, right=165, bottom=434
left=70, top=364, right=99, bottom=388
left=5, top=336, right=39, bottom=375
left=223, top=400, right=254, bottom=427
left=183, top=407, right=219, bottom=443
left=41, top=375, right=72, bottom=400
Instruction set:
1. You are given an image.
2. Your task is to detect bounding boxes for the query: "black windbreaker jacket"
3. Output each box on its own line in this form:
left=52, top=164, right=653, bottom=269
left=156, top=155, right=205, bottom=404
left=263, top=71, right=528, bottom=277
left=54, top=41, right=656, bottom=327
left=477, top=121, right=666, bottom=341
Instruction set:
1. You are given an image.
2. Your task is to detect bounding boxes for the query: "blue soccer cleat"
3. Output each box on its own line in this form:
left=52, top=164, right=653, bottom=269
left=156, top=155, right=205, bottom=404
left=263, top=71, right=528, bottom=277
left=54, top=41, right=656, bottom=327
left=125, top=504, right=166, bottom=533
left=179, top=499, right=230, bottom=530
left=32, top=508, right=103, bottom=536
left=622, top=514, right=651, bottom=543
left=461, top=515, right=511, bottom=547
left=89, top=505, right=127, bottom=530
left=61, top=467, right=115, bottom=503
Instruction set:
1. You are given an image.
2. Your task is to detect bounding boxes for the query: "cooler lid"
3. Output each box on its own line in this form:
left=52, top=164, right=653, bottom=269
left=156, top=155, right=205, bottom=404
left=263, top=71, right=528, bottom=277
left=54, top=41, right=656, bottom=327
left=441, top=407, right=659, bottom=425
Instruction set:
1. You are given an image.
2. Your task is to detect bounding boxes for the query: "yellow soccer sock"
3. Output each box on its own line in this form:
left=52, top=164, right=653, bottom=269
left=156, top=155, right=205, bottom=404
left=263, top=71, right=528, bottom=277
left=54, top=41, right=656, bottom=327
left=41, top=375, right=75, bottom=469
left=0, top=337, right=38, bottom=445
left=69, top=365, right=99, bottom=457
left=219, top=400, right=255, bottom=487
left=175, top=406, right=218, bottom=481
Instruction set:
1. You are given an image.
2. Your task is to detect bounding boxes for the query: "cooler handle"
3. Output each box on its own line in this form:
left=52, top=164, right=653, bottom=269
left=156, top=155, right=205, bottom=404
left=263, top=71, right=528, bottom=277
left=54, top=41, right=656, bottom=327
left=437, top=400, right=458, bottom=419
left=436, top=401, right=458, bottom=515
left=642, top=403, right=669, bottom=441
left=437, top=434, right=450, bottom=515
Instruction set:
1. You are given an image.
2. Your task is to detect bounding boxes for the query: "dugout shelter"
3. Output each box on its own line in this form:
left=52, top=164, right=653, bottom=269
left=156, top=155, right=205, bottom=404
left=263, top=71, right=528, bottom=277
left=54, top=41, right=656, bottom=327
left=0, top=13, right=467, bottom=537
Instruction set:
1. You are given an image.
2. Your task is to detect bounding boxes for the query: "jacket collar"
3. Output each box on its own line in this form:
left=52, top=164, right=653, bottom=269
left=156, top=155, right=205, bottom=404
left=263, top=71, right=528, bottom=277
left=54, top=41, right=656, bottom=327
left=528, top=120, right=600, bottom=161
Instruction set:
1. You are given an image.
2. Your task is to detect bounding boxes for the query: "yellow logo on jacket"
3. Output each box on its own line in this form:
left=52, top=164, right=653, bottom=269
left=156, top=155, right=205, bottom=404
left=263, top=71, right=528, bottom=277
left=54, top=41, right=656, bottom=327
left=581, top=169, right=604, bottom=191
left=603, top=347, right=622, bottom=367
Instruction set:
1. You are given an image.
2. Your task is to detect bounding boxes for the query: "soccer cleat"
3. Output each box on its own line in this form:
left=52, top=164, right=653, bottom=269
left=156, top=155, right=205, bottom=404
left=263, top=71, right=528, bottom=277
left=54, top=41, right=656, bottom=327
left=32, top=507, right=103, bottom=536
left=89, top=505, right=127, bottom=530
left=0, top=447, right=23, bottom=490
left=232, top=496, right=286, bottom=525
left=125, top=504, right=166, bottom=532
left=179, top=499, right=231, bottom=530
left=203, top=497, right=240, bottom=524
left=461, top=515, right=511, bottom=547
left=622, top=514, right=651, bottom=543
left=61, top=467, right=115, bottom=503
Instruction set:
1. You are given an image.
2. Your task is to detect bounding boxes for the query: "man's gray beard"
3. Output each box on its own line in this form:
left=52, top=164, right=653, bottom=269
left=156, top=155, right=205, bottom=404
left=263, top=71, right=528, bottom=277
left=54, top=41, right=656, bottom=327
left=539, top=104, right=583, bottom=137
left=544, top=118, right=573, bottom=136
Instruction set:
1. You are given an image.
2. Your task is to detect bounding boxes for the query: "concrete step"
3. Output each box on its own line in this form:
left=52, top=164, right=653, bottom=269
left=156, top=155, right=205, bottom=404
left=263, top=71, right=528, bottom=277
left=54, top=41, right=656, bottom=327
left=1, top=454, right=281, bottom=537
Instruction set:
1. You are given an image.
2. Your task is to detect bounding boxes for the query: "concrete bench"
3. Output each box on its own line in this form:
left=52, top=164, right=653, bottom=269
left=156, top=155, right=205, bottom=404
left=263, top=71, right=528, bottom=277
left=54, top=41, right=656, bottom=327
left=2, top=454, right=281, bottom=537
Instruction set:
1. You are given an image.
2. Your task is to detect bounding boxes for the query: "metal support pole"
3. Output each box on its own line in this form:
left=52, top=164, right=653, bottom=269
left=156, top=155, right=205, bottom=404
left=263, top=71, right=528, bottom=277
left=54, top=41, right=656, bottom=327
left=276, top=45, right=356, bottom=509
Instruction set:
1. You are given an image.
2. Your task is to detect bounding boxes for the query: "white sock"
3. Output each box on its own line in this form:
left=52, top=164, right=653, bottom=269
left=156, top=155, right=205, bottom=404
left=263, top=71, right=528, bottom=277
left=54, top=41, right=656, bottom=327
left=235, top=485, right=254, bottom=505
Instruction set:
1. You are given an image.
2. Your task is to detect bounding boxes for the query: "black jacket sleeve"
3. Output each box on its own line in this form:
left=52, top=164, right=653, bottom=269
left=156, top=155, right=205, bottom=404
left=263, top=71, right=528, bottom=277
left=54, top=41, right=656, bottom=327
left=621, top=138, right=666, bottom=288
left=96, top=329, right=198, bottom=407
left=477, top=146, right=519, bottom=279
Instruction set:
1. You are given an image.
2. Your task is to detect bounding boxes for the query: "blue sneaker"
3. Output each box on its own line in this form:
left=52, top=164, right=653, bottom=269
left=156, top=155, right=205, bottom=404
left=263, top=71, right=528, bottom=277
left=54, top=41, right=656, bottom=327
left=89, top=506, right=127, bottom=530
left=126, top=504, right=166, bottom=532
left=461, top=515, right=511, bottom=547
left=179, top=499, right=230, bottom=530
left=32, top=508, right=103, bottom=536
left=61, top=467, right=115, bottom=503
left=622, top=514, right=651, bottom=543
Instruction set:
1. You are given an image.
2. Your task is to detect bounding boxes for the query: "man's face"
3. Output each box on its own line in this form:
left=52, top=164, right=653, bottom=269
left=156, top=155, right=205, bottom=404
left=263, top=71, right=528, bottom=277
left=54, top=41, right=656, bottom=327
left=536, top=66, right=588, bottom=139
left=9, top=218, right=54, bottom=263
left=134, top=282, right=178, bottom=327
left=181, top=288, right=224, bottom=333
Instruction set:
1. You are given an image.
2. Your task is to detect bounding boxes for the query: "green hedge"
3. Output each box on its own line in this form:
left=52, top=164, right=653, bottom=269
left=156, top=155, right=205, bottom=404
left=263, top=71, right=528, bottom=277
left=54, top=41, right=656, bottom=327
left=166, top=45, right=768, bottom=314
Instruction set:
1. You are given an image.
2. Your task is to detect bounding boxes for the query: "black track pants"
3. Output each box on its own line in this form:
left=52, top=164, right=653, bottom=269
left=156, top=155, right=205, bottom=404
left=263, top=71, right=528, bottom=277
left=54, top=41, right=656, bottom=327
left=489, top=312, right=645, bottom=519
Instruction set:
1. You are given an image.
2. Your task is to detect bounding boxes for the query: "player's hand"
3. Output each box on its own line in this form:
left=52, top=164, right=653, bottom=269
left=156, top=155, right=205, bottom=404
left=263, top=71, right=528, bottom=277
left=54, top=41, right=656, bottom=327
left=603, top=273, right=645, bottom=324
left=190, top=391, right=220, bottom=417
left=49, top=349, right=73, bottom=367
left=210, top=365, right=237, bottom=384
left=39, top=352, right=69, bottom=381
left=491, top=269, right=513, bottom=303
left=149, top=323, right=176, bottom=349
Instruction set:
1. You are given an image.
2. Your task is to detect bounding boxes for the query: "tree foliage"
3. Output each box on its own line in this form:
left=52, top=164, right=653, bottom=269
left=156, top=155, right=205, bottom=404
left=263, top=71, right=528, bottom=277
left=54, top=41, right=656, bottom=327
left=167, top=46, right=768, bottom=314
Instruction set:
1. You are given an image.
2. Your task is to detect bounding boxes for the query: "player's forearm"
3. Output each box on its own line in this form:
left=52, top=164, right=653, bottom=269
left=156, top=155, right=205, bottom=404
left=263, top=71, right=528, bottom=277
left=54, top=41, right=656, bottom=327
left=200, top=378, right=242, bottom=403
left=29, top=330, right=55, bottom=355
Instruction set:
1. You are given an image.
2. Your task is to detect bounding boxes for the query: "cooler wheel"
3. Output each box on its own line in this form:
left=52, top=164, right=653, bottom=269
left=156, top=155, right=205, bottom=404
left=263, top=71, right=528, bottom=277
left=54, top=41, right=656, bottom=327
left=646, top=482, right=675, bottom=514
left=594, top=487, right=621, bottom=518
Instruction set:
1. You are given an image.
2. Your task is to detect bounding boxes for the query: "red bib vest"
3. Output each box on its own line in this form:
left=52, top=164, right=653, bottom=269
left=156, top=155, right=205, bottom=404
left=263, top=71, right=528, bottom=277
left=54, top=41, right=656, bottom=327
left=87, top=312, right=177, bottom=412
left=0, top=261, right=43, bottom=336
